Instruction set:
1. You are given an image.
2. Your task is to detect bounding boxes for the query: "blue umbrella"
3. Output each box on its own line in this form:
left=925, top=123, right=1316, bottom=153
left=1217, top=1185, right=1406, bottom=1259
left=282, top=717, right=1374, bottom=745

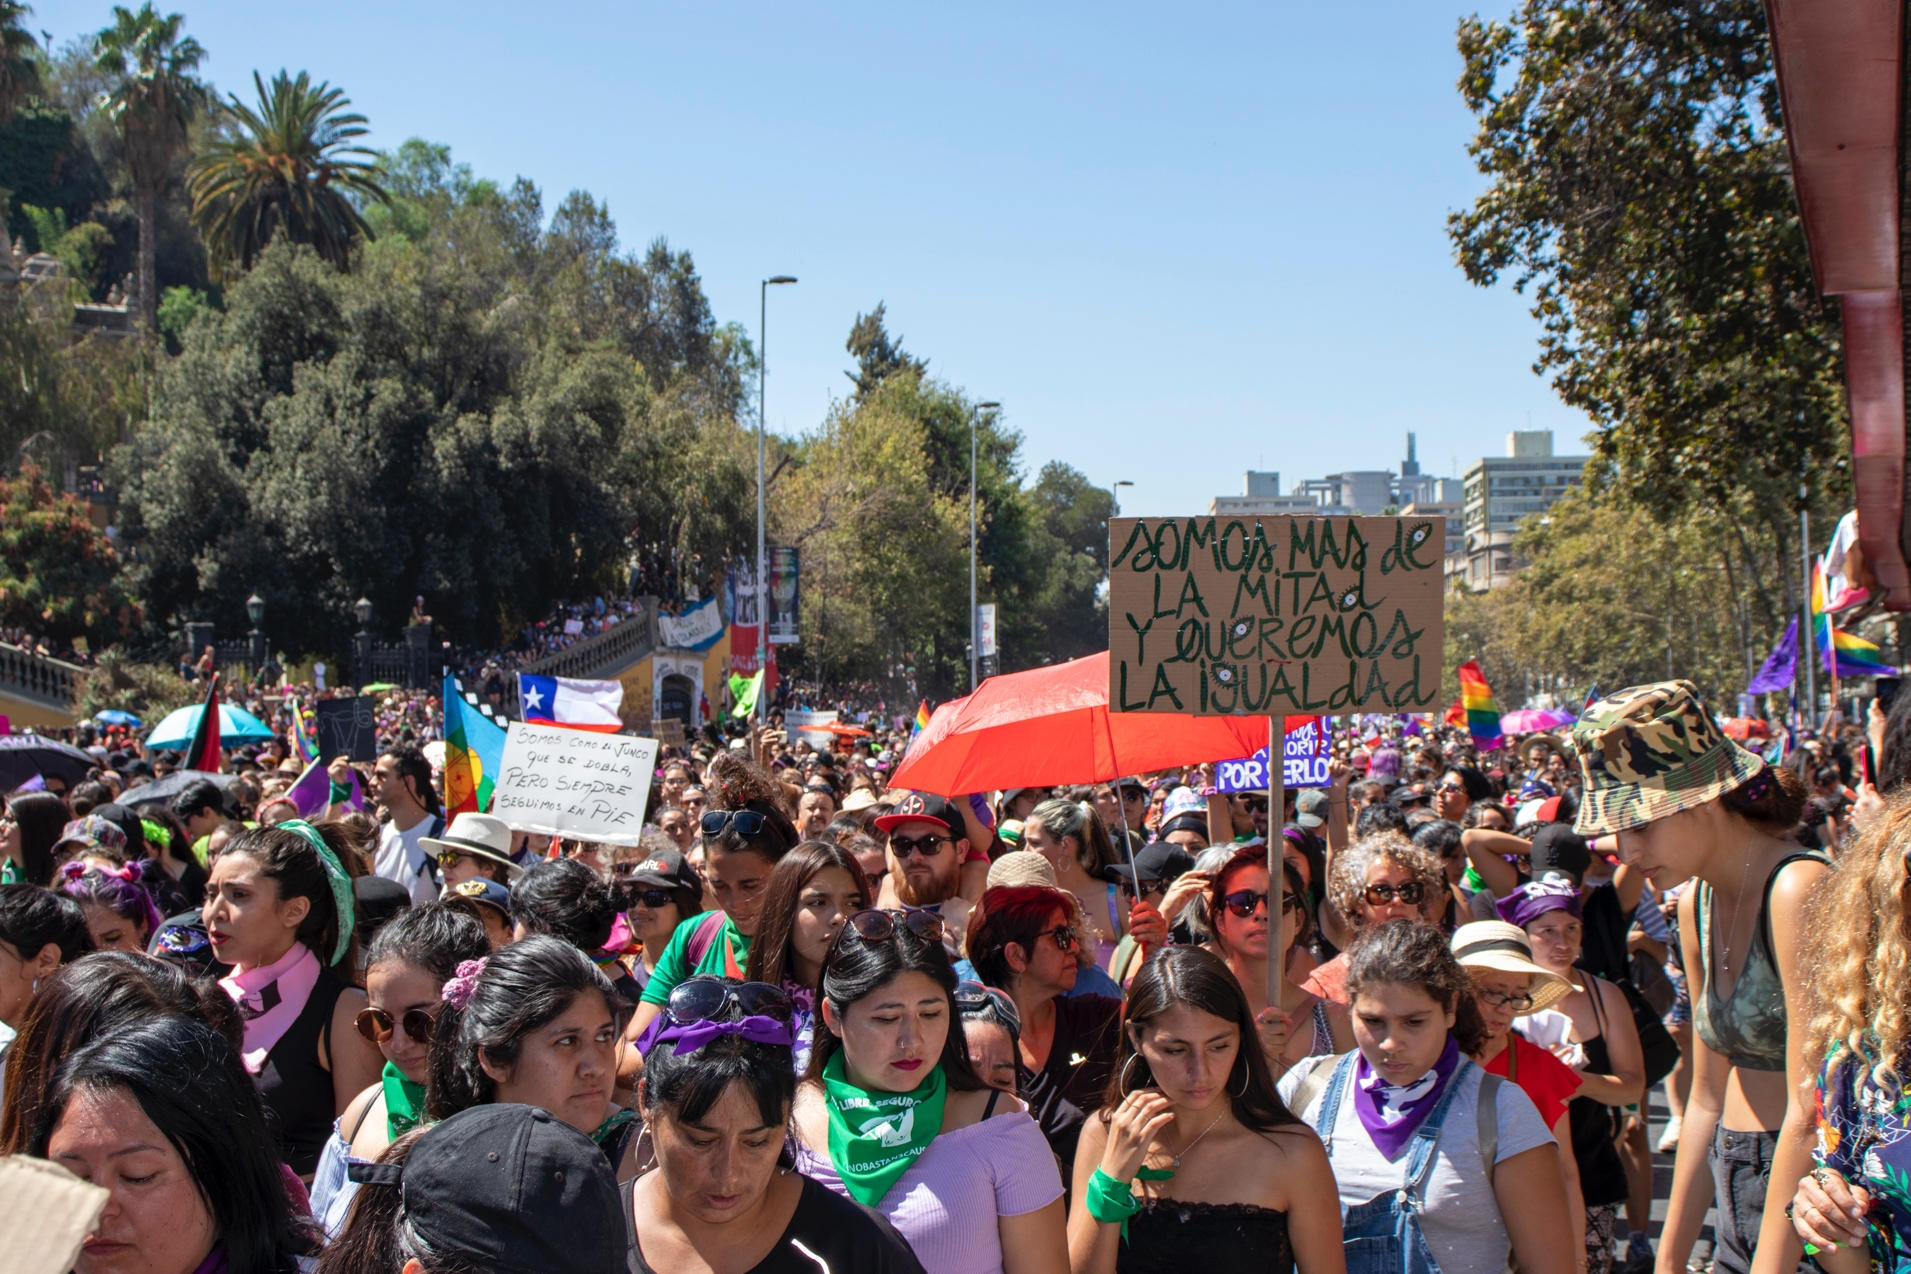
left=94, top=709, right=143, bottom=728
left=145, top=703, right=277, bottom=751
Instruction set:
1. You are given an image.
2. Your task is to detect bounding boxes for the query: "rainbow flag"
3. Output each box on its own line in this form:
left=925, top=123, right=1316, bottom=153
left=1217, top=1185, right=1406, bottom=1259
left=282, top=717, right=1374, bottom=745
left=1813, top=563, right=1898, bottom=677
left=287, top=695, right=319, bottom=765
left=443, top=673, right=506, bottom=814
left=912, top=700, right=931, bottom=736
left=1457, top=660, right=1503, bottom=750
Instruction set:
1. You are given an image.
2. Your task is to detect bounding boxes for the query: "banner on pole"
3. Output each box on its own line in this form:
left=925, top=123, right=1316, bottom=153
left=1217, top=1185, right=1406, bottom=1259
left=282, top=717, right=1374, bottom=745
left=768, top=547, right=800, bottom=645
left=1107, top=516, right=1445, bottom=715
left=657, top=596, right=724, bottom=652
left=1215, top=717, right=1330, bottom=791
left=491, top=722, right=658, bottom=846
left=977, top=604, right=998, bottom=658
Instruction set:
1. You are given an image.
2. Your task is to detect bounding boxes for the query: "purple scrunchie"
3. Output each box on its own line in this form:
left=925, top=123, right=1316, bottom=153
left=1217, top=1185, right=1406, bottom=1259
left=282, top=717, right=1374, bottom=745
left=441, top=958, right=488, bottom=1010
left=653, top=1014, right=794, bottom=1055
left=1495, top=875, right=1583, bottom=930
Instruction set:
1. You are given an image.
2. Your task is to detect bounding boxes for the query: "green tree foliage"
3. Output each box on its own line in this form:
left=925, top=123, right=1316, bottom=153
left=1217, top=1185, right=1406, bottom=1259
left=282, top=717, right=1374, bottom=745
left=0, top=462, right=141, bottom=641
left=188, top=70, right=387, bottom=273
left=75, top=643, right=195, bottom=719
left=113, top=153, right=756, bottom=660
left=844, top=302, right=928, bottom=401
left=0, top=300, right=150, bottom=466
left=0, top=0, right=40, bottom=126
left=20, top=203, right=115, bottom=298
left=92, top=3, right=206, bottom=329
left=1449, top=0, right=1846, bottom=522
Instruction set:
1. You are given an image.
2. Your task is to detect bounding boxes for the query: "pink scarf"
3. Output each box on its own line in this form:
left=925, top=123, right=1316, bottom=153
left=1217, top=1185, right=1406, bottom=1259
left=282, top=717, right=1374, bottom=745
left=219, top=942, right=320, bottom=1075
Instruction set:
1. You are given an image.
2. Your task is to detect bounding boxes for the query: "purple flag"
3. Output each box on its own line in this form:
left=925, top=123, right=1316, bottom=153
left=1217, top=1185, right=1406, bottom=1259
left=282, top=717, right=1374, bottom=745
left=1745, top=617, right=1799, bottom=695
left=283, top=761, right=365, bottom=819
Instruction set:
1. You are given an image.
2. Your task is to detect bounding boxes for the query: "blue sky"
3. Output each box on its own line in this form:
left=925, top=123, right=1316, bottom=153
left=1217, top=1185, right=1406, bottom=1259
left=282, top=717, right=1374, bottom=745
left=33, top=0, right=1592, bottom=516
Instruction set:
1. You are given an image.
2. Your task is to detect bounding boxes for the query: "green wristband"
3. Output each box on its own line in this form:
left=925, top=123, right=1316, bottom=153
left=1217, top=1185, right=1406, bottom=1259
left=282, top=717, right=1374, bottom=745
left=1084, top=1168, right=1142, bottom=1242
left=329, top=779, right=352, bottom=805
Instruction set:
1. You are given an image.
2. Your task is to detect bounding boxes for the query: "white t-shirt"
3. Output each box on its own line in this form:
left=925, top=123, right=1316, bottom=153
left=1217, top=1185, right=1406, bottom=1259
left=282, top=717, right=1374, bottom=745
left=374, top=814, right=442, bottom=906
left=1279, top=1057, right=1554, bottom=1274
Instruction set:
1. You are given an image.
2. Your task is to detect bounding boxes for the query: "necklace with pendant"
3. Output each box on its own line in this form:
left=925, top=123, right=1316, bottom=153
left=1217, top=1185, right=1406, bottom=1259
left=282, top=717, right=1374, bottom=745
left=1169, top=1108, right=1227, bottom=1170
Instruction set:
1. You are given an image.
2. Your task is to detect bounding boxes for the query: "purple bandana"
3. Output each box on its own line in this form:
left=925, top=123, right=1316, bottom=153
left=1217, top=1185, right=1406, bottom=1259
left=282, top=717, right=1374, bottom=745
left=653, top=1014, right=794, bottom=1055
left=1354, top=1035, right=1461, bottom=1160
left=1494, top=875, right=1583, bottom=930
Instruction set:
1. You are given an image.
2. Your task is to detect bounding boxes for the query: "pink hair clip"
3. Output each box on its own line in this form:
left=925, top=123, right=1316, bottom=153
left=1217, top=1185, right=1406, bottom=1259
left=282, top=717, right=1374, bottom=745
left=59, top=861, right=87, bottom=881
left=442, top=957, right=489, bottom=1010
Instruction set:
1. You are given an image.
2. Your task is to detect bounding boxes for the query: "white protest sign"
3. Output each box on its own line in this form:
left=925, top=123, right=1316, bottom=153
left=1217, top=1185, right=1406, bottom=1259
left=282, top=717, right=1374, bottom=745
left=1214, top=717, right=1329, bottom=791
left=492, top=721, right=659, bottom=846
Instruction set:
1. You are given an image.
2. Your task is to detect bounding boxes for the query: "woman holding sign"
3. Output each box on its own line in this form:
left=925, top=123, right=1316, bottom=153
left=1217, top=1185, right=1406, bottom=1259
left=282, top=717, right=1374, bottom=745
left=1204, top=847, right=1350, bottom=1074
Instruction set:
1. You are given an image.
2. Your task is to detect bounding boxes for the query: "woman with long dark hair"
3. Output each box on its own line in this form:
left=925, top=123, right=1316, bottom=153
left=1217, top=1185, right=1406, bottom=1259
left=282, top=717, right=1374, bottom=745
left=426, top=933, right=643, bottom=1181
left=30, top=1014, right=306, bottom=1274
left=0, top=883, right=92, bottom=1104
left=2, top=790, right=72, bottom=887
left=791, top=907, right=1068, bottom=1274
left=1069, top=945, right=1342, bottom=1274
left=1203, top=847, right=1350, bottom=1073
left=204, top=821, right=383, bottom=1177
left=743, top=838, right=870, bottom=1073
left=623, top=976, right=925, bottom=1273
left=308, top=903, right=491, bottom=1236
left=1280, top=920, right=1574, bottom=1274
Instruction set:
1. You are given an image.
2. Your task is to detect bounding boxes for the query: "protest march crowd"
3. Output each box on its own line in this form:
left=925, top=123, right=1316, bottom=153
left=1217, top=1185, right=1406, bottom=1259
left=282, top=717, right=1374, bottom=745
left=7, top=666, right=1911, bottom=1274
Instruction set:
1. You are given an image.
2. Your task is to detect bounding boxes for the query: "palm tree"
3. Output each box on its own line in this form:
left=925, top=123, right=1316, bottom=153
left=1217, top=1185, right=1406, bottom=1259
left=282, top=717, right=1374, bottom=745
left=93, top=3, right=206, bottom=332
left=188, top=70, right=388, bottom=274
left=0, top=0, right=42, bottom=127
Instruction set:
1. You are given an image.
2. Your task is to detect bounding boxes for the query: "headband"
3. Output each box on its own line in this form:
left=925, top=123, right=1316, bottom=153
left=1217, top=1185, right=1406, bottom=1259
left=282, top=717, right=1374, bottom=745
left=1494, top=874, right=1583, bottom=930
left=278, top=819, right=356, bottom=966
left=653, top=1015, right=794, bottom=1055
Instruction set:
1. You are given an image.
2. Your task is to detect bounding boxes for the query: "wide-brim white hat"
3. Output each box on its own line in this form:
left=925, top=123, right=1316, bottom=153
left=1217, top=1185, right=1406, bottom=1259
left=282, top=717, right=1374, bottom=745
left=1451, top=920, right=1576, bottom=1013
left=419, top=812, right=522, bottom=880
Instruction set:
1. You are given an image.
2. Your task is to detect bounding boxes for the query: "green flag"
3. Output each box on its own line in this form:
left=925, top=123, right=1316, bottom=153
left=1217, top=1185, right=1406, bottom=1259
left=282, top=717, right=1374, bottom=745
left=730, top=670, right=764, bottom=719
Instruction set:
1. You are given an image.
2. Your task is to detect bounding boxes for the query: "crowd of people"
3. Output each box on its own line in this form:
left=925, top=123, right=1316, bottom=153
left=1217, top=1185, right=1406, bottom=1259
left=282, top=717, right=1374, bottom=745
left=5, top=673, right=1908, bottom=1274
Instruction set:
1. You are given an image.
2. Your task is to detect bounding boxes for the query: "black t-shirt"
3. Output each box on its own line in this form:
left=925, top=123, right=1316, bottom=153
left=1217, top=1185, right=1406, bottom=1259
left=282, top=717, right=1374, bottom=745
left=1018, top=993, right=1122, bottom=1173
left=1577, top=882, right=1629, bottom=985
left=623, top=1173, right=925, bottom=1274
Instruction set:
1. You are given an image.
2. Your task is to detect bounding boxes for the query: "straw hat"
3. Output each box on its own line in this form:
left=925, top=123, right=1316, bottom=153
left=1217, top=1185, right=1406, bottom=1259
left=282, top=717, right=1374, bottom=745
left=986, top=850, right=1058, bottom=891
left=1450, top=920, right=1575, bottom=1013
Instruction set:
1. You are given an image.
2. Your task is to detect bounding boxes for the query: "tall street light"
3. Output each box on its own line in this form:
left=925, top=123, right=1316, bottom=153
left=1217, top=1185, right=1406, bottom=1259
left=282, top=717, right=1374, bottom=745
left=758, top=275, right=797, bottom=726
left=1112, top=480, right=1133, bottom=517
left=972, top=401, right=1000, bottom=691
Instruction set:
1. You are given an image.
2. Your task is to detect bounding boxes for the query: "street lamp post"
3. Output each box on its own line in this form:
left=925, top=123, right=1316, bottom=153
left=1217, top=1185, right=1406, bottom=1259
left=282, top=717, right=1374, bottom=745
left=1112, top=480, right=1133, bottom=518
left=757, top=276, right=797, bottom=727
left=353, top=597, right=373, bottom=682
left=246, top=593, right=266, bottom=674
left=972, top=401, right=1000, bottom=691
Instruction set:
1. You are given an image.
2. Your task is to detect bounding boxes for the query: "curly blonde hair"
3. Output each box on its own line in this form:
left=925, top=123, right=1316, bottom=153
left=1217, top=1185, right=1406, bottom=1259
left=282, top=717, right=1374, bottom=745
left=1804, top=789, right=1911, bottom=1083
left=1328, top=833, right=1445, bottom=926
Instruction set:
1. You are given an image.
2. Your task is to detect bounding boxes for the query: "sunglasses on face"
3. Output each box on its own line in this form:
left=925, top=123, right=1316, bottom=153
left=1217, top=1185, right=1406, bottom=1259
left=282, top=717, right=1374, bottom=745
left=701, top=809, right=769, bottom=837
left=1476, top=989, right=1535, bottom=1012
left=627, top=887, right=675, bottom=909
left=841, top=908, right=946, bottom=946
left=1240, top=797, right=1268, bottom=813
left=1362, top=881, right=1427, bottom=907
left=356, top=1005, right=438, bottom=1046
left=888, top=831, right=953, bottom=859
left=1220, top=889, right=1304, bottom=918
left=1031, top=924, right=1079, bottom=952
left=668, top=976, right=794, bottom=1024
left=1117, top=878, right=1168, bottom=899
left=436, top=849, right=483, bottom=868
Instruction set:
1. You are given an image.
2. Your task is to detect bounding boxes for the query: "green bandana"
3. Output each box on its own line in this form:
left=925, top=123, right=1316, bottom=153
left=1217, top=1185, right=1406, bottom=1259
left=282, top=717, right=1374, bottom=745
left=381, top=1062, right=426, bottom=1140
left=591, top=1108, right=638, bottom=1145
left=821, top=1050, right=946, bottom=1206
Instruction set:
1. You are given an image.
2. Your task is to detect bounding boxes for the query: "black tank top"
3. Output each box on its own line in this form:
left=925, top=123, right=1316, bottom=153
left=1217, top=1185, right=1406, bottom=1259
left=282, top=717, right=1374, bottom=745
left=1121, top=1201, right=1292, bottom=1274
left=259, top=965, right=346, bottom=1177
left=1567, top=984, right=1629, bottom=1207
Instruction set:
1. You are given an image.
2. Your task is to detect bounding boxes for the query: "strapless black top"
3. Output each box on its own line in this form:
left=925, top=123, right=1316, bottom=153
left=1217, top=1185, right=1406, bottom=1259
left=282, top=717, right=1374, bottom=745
left=1119, top=1200, right=1292, bottom=1274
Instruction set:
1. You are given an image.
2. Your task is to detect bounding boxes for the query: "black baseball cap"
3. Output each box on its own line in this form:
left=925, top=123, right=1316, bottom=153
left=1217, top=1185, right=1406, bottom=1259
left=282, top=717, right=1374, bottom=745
left=147, top=911, right=228, bottom=979
left=348, top=1103, right=622, bottom=1274
left=627, top=847, right=700, bottom=892
left=874, top=791, right=961, bottom=833
left=1530, top=824, right=1592, bottom=887
left=1105, top=840, right=1198, bottom=887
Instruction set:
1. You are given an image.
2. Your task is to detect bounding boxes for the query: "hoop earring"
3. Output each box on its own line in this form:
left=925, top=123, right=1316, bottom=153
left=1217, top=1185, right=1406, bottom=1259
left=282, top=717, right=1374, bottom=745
left=1119, top=1053, right=1148, bottom=1097
left=1230, top=1061, right=1249, bottom=1098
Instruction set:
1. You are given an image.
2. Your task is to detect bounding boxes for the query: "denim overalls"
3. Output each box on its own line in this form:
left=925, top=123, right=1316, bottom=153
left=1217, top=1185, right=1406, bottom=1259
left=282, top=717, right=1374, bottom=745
left=1310, top=1051, right=1480, bottom=1274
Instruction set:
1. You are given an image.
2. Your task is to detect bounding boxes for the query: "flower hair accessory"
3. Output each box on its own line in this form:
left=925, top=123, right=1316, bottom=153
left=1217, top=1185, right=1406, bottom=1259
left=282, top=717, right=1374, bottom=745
left=59, top=861, right=86, bottom=881
left=442, top=958, right=489, bottom=1010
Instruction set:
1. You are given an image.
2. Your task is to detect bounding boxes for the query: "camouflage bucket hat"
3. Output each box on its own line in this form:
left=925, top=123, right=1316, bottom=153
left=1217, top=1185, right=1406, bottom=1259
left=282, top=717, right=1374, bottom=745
left=1571, top=680, right=1765, bottom=835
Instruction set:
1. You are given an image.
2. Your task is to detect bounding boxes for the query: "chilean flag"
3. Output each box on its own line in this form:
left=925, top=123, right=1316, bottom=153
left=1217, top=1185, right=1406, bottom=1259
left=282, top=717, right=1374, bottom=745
left=518, top=675, right=624, bottom=733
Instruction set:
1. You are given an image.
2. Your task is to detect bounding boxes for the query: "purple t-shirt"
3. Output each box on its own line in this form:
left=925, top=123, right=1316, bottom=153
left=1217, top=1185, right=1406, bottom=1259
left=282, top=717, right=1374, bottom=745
left=793, top=1109, right=1062, bottom=1274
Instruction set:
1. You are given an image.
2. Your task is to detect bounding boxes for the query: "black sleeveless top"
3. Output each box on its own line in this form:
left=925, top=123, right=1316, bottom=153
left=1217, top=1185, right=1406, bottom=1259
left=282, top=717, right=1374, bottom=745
left=1121, top=1201, right=1292, bottom=1274
left=1566, top=985, right=1629, bottom=1207
left=259, top=965, right=346, bottom=1177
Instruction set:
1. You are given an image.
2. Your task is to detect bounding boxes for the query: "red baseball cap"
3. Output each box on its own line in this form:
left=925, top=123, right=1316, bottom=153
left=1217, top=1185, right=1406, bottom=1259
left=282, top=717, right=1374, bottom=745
left=874, top=791, right=960, bottom=833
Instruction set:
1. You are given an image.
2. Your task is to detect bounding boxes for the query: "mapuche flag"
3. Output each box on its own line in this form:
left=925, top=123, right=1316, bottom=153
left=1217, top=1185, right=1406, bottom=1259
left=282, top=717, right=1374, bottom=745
left=1456, top=660, right=1503, bottom=751
left=444, top=674, right=507, bottom=815
left=182, top=674, right=224, bottom=773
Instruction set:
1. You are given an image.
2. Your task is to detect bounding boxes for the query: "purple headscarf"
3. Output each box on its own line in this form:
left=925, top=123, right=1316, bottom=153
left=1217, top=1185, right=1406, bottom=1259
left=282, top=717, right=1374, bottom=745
left=1494, top=874, right=1583, bottom=930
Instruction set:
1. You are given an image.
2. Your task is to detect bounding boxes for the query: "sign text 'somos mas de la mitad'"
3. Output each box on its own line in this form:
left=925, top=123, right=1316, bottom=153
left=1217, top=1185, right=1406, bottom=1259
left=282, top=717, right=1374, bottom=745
left=492, top=722, right=659, bottom=846
left=1108, top=516, right=1445, bottom=716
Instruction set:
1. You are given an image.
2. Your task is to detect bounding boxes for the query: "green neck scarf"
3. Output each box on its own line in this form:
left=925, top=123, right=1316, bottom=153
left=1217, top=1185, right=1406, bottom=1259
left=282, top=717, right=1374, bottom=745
left=591, top=1107, right=638, bottom=1146
left=381, top=1062, right=426, bottom=1140
left=821, top=1050, right=946, bottom=1206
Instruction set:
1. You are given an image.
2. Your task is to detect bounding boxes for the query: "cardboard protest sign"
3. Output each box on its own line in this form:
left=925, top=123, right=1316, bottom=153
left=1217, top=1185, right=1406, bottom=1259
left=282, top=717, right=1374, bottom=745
left=1215, top=717, right=1331, bottom=791
left=492, top=722, right=658, bottom=846
left=314, top=695, right=378, bottom=761
left=1109, top=516, right=1444, bottom=715
left=652, top=718, right=685, bottom=748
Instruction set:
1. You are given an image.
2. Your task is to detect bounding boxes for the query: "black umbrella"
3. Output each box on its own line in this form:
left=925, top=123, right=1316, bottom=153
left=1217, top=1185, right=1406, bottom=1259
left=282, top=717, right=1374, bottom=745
left=120, top=769, right=240, bottom=810
left=0, top=734, right=97, bottom=791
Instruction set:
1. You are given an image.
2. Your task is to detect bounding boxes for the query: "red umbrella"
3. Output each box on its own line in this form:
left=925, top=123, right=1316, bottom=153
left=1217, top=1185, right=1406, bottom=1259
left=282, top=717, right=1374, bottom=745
left=890, top=651, right=1315, bottom=794
left=816, top=721, right=873, bottom=737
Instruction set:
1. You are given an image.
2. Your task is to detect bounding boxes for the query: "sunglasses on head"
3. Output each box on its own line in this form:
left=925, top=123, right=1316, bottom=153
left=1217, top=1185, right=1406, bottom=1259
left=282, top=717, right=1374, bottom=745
left=667, top=976, right=794, bottom=1024
left=841, top=908, right=946, bottom=946
left=701, top=809, right=769, bottom=837
left=888, top=831, right=953, bottom=859
left=955, top=981, right=1022, bottom=1034
left=355, top=1005, right=438, bottom=1046
left=1362, top=880, right=1427, bottom=907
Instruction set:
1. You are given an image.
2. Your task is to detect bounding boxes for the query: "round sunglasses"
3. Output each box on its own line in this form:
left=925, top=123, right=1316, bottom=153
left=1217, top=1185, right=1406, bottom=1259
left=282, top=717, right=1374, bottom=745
left=701, top=809, right=769, bottom=837
left=1362, top=880, right=1427, bottom=907
left=356, top=1005, right=438, bottom=1046
left=667, top=975, right=794, bottom=1024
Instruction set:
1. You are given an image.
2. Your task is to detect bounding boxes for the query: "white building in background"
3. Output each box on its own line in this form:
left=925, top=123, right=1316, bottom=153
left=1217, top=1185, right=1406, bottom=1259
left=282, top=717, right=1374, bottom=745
left=1208, top=435, right=1461, bottom=521
left=1461, top=431, right=1589, bottom=538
